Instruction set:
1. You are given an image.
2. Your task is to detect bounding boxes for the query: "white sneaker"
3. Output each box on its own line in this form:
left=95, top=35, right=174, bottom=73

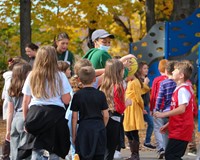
left=188, top=152, right=197, bottom=156
left=114, top=150, right=122, bottom=159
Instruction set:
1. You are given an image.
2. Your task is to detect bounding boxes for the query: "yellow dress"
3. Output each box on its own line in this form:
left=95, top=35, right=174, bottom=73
left=123, top=78, right=145, bottom=131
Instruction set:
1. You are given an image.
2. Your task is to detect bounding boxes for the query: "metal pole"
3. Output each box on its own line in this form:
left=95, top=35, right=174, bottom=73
left=129, top=42, right=133, bottom=54
left=164, top=22, right=169, bottom=59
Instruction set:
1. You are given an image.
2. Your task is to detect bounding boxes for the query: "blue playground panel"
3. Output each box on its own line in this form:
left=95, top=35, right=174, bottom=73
left=198, top=45, right=200, bottom=131
left=131, top=8, right=200, bottom=130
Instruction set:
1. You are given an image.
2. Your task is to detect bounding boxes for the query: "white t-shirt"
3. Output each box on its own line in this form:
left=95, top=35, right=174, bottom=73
left=177, top=84, right=191, bottom=106
left=22, top=72, right=72, bottom=108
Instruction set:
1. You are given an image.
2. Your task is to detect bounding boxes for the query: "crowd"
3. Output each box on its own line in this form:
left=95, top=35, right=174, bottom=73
left=1, top=29, right=198, bottom=160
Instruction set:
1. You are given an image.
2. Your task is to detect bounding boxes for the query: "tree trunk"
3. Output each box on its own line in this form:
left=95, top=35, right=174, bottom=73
left=113, top=14, right=133, bottom=43
left=20, top=0, right=31, bottom=60
left=87, top=22, right=96, bottom=49
left=145, top=0, right=156, bottom=32
left=170, top=0, right=200, bottom=21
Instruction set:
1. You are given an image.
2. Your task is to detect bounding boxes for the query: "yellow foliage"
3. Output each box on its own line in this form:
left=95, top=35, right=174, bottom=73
left=0, top=0, right=174, bottom=60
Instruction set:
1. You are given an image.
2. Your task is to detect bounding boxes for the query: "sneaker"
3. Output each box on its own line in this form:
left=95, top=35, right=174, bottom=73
left=187, top=151, right=197, bottom=156
left=157, top=148, right=165, bottom=159
left=144, top=143, right=156, bottom=149
left=114, top=150, right=122, bottom=159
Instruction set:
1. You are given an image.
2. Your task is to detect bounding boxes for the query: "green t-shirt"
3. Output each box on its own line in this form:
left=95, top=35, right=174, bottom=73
left=83, top=48, right=128, bottom=78
left=83, top=48, right=112, bottom=69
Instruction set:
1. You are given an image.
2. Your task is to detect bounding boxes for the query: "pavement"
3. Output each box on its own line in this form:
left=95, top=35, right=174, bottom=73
left=118, top=148, right=198, bottom=160
left=0, top=146, right=198, bottom=160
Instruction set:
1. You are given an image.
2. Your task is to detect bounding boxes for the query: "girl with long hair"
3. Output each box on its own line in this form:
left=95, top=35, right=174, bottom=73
left=54, top=32, right=75, bottom=75
left=6, top=62, right=32, bottom=160
left=1, top=57, right=27, bottom=160
left=21, top=46, right=72, bottom=160
left=100, top=59, right=130, bottom=160
left=136, top=62, right=156, bottom=149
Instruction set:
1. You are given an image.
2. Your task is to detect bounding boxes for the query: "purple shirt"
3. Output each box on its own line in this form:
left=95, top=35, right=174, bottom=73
left=155, top=79, right=176, bottom=112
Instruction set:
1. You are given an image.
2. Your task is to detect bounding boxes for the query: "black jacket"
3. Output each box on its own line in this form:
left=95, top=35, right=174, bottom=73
left=18, top=105, right=70, bottom=159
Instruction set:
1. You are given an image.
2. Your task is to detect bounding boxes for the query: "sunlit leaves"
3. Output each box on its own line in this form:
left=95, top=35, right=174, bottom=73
left=0, top=0, right=175, bottom=60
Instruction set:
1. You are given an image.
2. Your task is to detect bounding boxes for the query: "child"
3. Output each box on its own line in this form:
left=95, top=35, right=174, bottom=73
left=123, top=58, right=146, bottom=160
left=155, top=60, right=177, bottom=149
left=20, top=46, right=72, bottom=159
left=150, top=59, right=168, bottom=158
left=154, top=61, right=195, bottom=160
left=6, top=62, right=32, bottom=160
left=100, top=59, right=131, bottom=160
left=57, top=60, right=71, bottom=79
left=2, top=57, right=27, bottom=120
left=71, top=66, right=109, bottom=160
left=136, top=61, right=156, bottom=149
left=100, top=59, right=125, bottom=160
left=57, top=60, right=72, bottom=111
left=183, top=60, right=198, bottom=156
left=65, top=59, right=104, bottom=160
left=1, top=57, right=27, bottom=160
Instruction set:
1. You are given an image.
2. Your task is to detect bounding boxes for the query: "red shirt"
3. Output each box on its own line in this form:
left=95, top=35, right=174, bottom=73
left=150, top=75, right=167, bottom=111
left=168, top=85, right=194, bottom=142
left=114, top=85, right=126, bottom=114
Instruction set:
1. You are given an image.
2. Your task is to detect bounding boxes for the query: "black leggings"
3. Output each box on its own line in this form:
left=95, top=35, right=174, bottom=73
left=125, top=130, right=139, bottom=142
left=104, top=118, right=121, bottom=160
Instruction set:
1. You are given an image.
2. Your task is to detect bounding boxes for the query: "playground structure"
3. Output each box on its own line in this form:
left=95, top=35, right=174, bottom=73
left=130, top=8, right=200, bottom=129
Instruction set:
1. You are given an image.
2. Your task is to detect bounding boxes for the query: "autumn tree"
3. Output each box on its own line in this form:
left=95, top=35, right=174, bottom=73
left=1, top=0, right=198, bottom=60
left=145, top=0, right=156, bottom=32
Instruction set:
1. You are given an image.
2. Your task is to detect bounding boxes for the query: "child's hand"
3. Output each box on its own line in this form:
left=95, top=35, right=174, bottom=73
left=153, top=111, right=163, bottom=118
left=72, top=136, right=76, bottom=145
left=5, top=132, right=10, bottom=141
left=24, top=127, right=28, bottom=133
left=160, top=125, right=168, bottom=134
left=125, top=98, right=132, bottom=107
left=144, top=77, right=150, bottom=85
left=123, top=60, right=131, bottom=68
left=74, top=154, right=80, bottom=160
left=143, top=110, right=148, bottom=114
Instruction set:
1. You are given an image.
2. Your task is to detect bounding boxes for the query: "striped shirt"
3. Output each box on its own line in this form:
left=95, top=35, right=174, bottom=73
left=155, top=79, right=176, bottom=112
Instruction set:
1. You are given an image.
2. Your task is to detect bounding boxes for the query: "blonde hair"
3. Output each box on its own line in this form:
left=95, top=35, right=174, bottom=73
left=100, top=59, right=124, bottom=112
left=30, top=46, right=63, bottom=98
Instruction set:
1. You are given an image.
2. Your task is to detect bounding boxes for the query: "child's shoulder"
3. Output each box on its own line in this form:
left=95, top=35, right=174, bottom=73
left=153, top=75, right=167, bottom=82
left=175, top=84, right=191, bottom=93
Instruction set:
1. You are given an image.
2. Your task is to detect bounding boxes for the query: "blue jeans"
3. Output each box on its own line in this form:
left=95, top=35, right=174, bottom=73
left=144, top=106, right=154, bottom=144
left=68, top=111, right=75, bottom=159
left=153, top=117, right=165, bottom=150
left=161, top=117, right=169, bottom=149
left=31, top=149, right=59, bottom=160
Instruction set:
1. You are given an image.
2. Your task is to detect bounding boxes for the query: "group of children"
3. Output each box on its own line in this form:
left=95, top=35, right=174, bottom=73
left=151, top=59, right=197, bottom=159
left=1, top=36, right=198, bottom=160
